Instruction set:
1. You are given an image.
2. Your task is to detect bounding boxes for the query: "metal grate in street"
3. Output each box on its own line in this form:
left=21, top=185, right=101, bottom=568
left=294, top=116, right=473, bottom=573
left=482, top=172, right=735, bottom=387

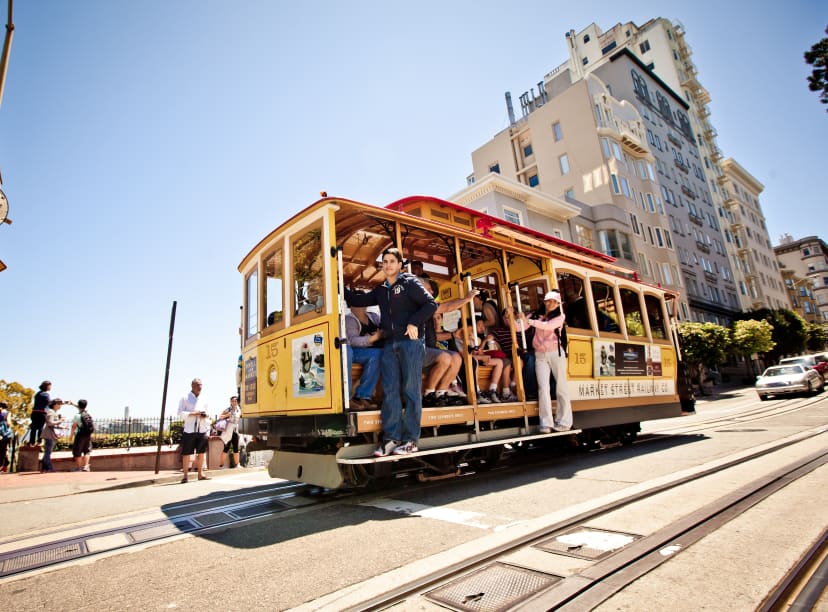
left=425, top=562, right=560, bottom=611
left=535, top=526, right=641, bottom=560
left=1, top=541, right=86, bottom=576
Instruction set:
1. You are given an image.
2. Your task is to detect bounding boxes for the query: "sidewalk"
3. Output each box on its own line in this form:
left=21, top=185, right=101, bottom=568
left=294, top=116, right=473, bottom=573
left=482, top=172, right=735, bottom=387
left=0, top=467, right=187, bottom=502
left=0, top=444, right=266, bottom=502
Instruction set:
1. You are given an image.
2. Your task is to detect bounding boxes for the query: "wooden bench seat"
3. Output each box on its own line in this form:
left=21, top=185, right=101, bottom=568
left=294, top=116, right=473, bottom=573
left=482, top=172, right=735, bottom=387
left=349, top=363, right=496, bottom=402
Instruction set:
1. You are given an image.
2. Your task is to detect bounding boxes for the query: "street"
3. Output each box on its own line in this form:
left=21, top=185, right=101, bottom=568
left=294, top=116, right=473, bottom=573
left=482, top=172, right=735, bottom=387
left=1, top=385, right=826, bottom=611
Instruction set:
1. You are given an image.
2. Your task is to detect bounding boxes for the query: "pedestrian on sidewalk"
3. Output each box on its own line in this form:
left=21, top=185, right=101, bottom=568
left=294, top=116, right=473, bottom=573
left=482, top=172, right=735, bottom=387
left=40, top=399, right=65, bottom=473
left=178, top=378, right=212, bottom=483
left=27, top=380, right=51, bottom=446
left=69, top=399, right=94, bottom=472
left=0, top=402, right=12, bottom=472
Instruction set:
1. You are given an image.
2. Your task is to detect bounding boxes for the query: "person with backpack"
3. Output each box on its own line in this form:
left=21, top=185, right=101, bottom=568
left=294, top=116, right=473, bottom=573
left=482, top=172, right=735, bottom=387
left=70, top=399, right=94, bottom=472
left=516, top=290, right=572, bottom=433
left=0, top=401, right=12, bottom=473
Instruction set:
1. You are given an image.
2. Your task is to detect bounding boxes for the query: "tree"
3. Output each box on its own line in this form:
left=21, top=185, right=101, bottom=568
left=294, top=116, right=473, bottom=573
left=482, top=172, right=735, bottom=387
left=732, top=319, right=776, bottom=380
left=734, top=308, right=808, bottom=362
left=0, top=380, right=34, bottom=440
left=805, top=322, right=828, bottom=352
left=805, top=26, right=828, bottom=111
left=677, top=322, right=731, bottom=394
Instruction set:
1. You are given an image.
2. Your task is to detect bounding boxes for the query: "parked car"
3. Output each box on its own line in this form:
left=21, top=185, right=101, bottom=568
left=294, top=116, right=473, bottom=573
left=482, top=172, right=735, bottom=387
left=778, top=354, right=828, bottom=380
left=755, top=364, right=824, bottom=400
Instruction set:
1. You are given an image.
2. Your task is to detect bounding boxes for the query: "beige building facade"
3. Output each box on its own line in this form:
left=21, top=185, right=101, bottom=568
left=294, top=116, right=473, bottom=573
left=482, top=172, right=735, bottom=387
left=774, top=235, right=828, bottom=322
left=466, top=70, right=686, bottom=316
left=719, top=158, right=788, bottom=311
left=557, top=19, right=786, bottom=317
left=464, top=17, right=790, bottom=325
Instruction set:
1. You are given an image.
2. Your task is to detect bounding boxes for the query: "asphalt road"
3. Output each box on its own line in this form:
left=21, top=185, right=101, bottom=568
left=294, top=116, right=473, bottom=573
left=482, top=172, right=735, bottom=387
left=1, top=385, right=826, bottom=611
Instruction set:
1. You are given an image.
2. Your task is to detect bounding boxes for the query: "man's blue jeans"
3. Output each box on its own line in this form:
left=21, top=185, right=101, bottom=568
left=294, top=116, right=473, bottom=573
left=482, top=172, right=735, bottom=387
left=347, top=345, right=382, bottom=400
left=380, top=338, right=425, bottom=443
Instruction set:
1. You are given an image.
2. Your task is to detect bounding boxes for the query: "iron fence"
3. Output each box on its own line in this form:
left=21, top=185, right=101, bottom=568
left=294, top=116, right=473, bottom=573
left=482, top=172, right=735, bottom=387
left=52, top=416, right=189, bottom=451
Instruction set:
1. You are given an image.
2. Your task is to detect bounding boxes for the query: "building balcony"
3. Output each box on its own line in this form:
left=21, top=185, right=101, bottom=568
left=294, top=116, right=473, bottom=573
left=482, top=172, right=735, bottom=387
left=696, top=240, right=710, bottom=253
left=704, top=270, right=718, bottom=283
left=710, top=145, right=723, bottom=162
left=723, top=196, right=738, bottom=210
left=667, top=132, right=682, bottom=147
left=674, top=158, right=690, bottom=173
left=703, top=125, right=718, bottom=142
left=698, top=105, right=710, bottom=119
left=621, top=131, right=648, bottom=155
left=688, top=212, right=704, bottom=226
left=716, top=174, right=728, bottom=187
left=681, top=185, right=696, bottom=199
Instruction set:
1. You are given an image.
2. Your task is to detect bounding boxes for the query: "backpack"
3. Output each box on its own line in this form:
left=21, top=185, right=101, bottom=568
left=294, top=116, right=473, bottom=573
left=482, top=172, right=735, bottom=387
left=0, top=411, right=11, bottom=439
left=79, top=411, right=95, bottom=434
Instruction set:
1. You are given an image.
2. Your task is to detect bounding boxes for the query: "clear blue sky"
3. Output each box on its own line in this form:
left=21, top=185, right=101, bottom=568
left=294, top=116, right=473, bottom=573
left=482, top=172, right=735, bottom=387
left=1, top=1, right=826, bottom=418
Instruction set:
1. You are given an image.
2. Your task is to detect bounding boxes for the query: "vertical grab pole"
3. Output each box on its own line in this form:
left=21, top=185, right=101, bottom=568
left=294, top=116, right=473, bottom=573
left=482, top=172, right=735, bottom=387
left=334, top=246, right=351, bottom=411
left=512, top=283, right=527, bottom=350
left=511, top=282, right=530, bottom=430
left=465, top=274, right=479, bottom=350
left=461, top=272, right=481, bottom=438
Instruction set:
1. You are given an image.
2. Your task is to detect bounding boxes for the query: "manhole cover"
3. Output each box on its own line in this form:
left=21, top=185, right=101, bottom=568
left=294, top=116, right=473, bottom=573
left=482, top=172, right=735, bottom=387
left=536, top=526, right=641, bottom=560
left=426, top=562, right=559, bottom=611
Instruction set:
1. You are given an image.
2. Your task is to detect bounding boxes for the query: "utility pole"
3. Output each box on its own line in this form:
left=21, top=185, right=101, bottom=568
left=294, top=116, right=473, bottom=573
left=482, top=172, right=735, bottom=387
left=0, top=0, right=14, bottom=110
left=0, top=1, right=14, bottom=273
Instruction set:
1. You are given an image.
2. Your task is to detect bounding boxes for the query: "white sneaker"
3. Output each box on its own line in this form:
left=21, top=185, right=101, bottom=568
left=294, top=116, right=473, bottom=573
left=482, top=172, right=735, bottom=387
left=392, top=441, right=419, bottom=455
left=372, top=440, right=399, bottom=457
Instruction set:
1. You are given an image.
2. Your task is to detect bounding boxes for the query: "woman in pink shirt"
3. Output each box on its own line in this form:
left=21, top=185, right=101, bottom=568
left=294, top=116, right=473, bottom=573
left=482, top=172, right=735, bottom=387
left=517, top=291, right=572, bottom=433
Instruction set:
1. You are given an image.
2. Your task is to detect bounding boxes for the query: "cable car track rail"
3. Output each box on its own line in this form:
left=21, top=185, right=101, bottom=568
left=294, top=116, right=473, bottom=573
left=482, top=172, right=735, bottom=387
left=325, top=424, right=828, bottom=611
left=0, top=481, right=320, bottom=580
left=1, top=394, right=823, bottom=586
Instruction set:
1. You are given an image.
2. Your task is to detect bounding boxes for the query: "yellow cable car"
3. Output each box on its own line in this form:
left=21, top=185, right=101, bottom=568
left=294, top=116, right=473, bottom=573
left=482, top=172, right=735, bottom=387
left=238, top=195, right=685, bottom=488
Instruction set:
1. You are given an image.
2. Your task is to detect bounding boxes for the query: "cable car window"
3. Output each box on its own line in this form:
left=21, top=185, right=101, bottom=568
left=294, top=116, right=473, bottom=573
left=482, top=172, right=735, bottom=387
left=557, top=271, right=591, bottom=330
left=292, top=227, right=324, bottom=317
left=246, top=270, right=258, bottom=338
left=264, top=248, right=284, bottom=327
left=591, top=280, right=620, bottom=332
left=620, top=287, right=646, bottom=337
left=645, top=294, right=667, bottom=339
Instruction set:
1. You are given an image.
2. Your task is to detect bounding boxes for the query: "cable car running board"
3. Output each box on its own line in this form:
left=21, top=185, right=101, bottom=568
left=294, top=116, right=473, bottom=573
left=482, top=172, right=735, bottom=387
left=337, top=429, right=581, bottom=464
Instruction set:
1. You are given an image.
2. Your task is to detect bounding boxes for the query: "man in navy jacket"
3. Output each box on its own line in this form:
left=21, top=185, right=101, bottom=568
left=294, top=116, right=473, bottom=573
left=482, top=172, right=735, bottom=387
left=346, top=247, right=437, bottom=456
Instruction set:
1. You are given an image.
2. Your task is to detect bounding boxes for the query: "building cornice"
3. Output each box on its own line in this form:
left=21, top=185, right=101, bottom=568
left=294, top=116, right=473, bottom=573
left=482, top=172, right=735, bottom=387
left=608, top=47, right=689, bottom=110
left=721, top=158, right=764, bottom=193
left=450, top=173, right=581, bottom=221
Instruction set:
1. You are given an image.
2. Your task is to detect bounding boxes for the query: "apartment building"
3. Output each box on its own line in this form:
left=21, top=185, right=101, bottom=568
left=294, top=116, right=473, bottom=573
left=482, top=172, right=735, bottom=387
left=465, top=69, right=686, bottom=314
left=556, top=18, right=782, bottom=320
left=774, top=235, right=828, bottom=322
left=719, top=158, right=788, bottom=311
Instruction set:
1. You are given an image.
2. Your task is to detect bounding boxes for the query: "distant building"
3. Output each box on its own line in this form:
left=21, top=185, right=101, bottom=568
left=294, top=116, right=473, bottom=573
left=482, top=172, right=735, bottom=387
left=774, top=235, right=828, bottom=322
left=719, top=158, right=787, bottom=312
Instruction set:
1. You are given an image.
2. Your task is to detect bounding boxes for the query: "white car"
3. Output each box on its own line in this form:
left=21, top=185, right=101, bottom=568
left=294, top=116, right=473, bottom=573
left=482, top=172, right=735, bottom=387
left=755, top=364, right=824, bottom=400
